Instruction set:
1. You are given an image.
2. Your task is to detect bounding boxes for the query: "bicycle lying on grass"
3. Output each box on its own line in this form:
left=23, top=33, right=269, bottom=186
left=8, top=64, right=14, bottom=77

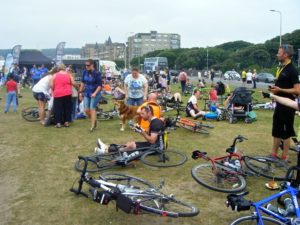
left=22, top=107, right=45, bottom=122
left=191, top=135, right=289, bottom=193
left=75, top=131, right=187, bottom=172
left=70, top=156, right=199, bottom=218
left=96, top=105, right=119, bottom=121
left=226, top=166, right=300, bottom=224
left=165, top=103, right=214, bottom=134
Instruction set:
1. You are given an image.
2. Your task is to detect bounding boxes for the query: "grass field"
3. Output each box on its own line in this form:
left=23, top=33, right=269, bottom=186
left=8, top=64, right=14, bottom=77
left=0, top=83, right=299, bottom=225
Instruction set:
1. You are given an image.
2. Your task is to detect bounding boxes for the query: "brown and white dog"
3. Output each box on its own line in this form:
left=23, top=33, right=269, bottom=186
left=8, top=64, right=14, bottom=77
left=114, top=100, right=140, bottom=131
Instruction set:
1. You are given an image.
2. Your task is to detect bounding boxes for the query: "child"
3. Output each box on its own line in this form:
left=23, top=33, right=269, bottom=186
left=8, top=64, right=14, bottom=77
left=209, top=83, right=218, bottom=103
left=4, top=76, right=18, bottom=113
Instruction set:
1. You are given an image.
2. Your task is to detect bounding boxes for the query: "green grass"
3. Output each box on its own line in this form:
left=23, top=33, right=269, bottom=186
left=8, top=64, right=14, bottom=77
left=0, top=84, right=299, bottom=225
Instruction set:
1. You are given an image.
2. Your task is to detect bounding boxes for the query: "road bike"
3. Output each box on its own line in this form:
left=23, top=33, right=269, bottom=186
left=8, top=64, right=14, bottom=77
left=75, top=131, right=187, bottom=172
left=191, top=135, right=289, bottom=193
left=226, top=166, right=300, bottom=224
left=70, top=156, right=199, bottom=218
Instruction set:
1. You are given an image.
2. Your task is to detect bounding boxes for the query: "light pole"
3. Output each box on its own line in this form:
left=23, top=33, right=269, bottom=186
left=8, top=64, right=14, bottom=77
left=125, top=32, right=134, bottom=70
left=270, top=9, right=282, bottom=46
left=206, top=47, right=209, bottom=75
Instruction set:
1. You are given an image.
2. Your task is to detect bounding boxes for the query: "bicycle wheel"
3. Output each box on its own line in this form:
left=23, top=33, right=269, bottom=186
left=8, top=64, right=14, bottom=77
left=230, top=215, right=284, bottom=224
left=130, top=192, right=199, bottom=217
left=100, top=173, right=156, bottom=190
left=22, top=107, right=39, bottom=122
left=74, top=154, right=117, bottom=172
left=244, top=156, right=289, bottom=181
left=191, top=163, right=246, bottom=193
left=141, top=149, right=187, bottom=167
left=178, top=123, right=210, bottom=134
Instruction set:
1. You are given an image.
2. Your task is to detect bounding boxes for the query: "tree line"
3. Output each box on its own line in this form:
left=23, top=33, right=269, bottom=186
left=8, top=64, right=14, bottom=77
left=130, top=29, right=300, bottom=73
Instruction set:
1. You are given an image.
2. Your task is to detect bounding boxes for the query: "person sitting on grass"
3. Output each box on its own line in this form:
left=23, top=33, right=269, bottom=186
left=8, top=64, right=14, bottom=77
left=137, top=92, right=163, bottom=131
left=185, top=89, right=206, bottom=119
left=95, top=105, right=164, bottom=156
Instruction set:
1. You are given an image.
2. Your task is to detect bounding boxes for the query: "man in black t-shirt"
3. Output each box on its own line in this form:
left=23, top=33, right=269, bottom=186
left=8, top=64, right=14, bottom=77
left=95, top=105, right=165, bottom=154
left=269, top=44, right=300, bottom=163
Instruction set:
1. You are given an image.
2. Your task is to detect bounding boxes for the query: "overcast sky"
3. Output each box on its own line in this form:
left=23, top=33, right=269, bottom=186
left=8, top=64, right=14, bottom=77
left=0, top=0, right=299, bottom=49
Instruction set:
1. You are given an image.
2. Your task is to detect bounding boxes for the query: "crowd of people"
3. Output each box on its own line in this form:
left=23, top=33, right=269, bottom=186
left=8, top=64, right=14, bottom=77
left=1, top=45, right=299, bottom=165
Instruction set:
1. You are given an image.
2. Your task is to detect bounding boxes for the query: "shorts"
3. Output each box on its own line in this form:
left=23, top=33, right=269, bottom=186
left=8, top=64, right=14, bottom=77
left=106, top=77, right=112, bottom=81
left=242, top=78, right=246, bottom=82
left=246, top=80, right=252, bottom=84
left=135, top=142, right=152, bottom=149
left=33, top=92, right=48, bottom=102
left=127, top=97, right=144, bottom=106
left=84, top=93, right=101, bottom=110
left=272, top=106, right=296, bottom=139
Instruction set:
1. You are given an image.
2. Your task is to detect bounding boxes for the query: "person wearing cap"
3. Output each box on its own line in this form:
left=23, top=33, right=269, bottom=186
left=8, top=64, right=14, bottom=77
left=268, top=44, right=300, bottom=164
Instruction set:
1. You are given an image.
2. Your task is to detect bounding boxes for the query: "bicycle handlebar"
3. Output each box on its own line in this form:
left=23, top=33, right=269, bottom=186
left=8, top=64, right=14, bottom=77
left=231, top=135, right=248, bottom=147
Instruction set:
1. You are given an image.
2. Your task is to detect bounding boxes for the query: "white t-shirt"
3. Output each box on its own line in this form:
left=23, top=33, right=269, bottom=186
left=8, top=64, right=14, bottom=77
left=32, top=75, right=51, bottom=96
left=188, top=95, right=197, bottom=105
left=246, top=72, right=252, bottom=81
left=124, top=74, right=147, bottom=98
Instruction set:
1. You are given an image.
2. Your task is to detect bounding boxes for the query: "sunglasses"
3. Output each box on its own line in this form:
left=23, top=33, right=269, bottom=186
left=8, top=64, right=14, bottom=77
left=85, top=64, right=91, bottom=67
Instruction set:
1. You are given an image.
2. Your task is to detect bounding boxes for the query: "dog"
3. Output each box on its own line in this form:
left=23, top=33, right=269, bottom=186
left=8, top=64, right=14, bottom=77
left=114, top=100, right=140, bottom=131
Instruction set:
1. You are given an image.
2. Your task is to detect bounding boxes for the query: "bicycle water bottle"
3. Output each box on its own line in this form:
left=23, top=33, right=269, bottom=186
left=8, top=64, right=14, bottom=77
left=128, top=151, right=139, bottom=159
left=234, top=160, right=241, bottom=169
left=122, top=152, right=129, bottom=159
left=224, top=160, right=238, bottom=170
left=284, top=198, right=295, bottom=216
left=266, top=204, right=288, bottom=217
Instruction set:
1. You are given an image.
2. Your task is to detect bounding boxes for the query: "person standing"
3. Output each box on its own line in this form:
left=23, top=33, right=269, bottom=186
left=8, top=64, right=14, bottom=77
left=124, top=67, right=148, bottom=106
left=79, top=59, right=102, bottom=131
left=252, top=69, right=257, bottom=89
left=178, top=69, right=188, bottom=93
left=269, top=44, right=300, bottom=163
left=210, top=69, right=215, bottom=82
left=32, top=69, right=56, bottom=125
left=30, top=65, right=40, bottom=86
left=246, top=69, right=252, bottom=87
left=241, top=69, right=247, bottom=86
left=4, top=76, right=18, bottom=113
left=50, top=64, right=77, bottom=128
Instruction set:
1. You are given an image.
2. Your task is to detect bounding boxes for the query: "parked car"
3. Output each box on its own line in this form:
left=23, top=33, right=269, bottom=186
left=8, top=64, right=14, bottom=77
left=256, top=73, right=275, bottom=83
left=223, top=71, right=241, bottom=81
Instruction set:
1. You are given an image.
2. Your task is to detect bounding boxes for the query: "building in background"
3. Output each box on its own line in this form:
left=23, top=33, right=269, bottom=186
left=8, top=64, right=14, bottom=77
left=80, top=37, right=126, bottom=61
left=127, top=31, right=181, bottom=62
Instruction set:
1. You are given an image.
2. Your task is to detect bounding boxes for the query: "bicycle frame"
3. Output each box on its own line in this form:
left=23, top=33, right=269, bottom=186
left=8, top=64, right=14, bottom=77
left=248, top=183, right=300, bottom=224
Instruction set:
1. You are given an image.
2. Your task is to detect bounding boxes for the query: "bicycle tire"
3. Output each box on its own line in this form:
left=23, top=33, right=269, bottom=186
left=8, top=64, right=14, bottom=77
left=178, top=122, right=210, bottom=134
left=22, top=107, right=39, bottom=122
left=230, top=215, right=284, bottom=224
left=140, top=149, right=187, bottom=167
left=74, top=154, right=117, bottom=172
left=131, top=193, right=199, bottom=217
left=243, top=156, right=289, bottom=181
left=191, top=163, right=246, bottom=193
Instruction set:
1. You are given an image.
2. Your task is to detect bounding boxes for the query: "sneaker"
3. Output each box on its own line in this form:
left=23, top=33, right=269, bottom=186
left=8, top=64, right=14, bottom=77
left=94, top=138, right=107, bottom=154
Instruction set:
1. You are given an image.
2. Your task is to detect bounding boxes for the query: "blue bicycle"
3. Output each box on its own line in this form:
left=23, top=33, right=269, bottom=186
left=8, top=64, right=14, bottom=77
left=226, top=166, right=300, bottom=225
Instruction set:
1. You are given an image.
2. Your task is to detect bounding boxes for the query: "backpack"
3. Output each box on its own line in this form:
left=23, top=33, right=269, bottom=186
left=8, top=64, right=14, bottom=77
left=246, top=111, right=257, bottom=122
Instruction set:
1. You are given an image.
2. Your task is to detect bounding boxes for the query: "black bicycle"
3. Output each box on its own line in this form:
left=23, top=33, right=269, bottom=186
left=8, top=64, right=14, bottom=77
left=70, top=156, right=199, bottom=218
left=96, top=106, right=119, bottom=121
left=22, top=106, right=49, bottom=122
left=75, top=132, right=187, bottom=172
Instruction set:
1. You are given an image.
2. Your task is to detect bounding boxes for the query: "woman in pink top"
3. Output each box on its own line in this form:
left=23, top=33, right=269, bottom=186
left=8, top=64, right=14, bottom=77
left=50, top=64, right=77, bottom=128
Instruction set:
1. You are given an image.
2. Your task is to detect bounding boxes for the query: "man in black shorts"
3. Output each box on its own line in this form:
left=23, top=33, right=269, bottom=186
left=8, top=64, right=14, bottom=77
left=269, top=44, right=300, bottom=163
left=95, top=105, right=164, bottom=154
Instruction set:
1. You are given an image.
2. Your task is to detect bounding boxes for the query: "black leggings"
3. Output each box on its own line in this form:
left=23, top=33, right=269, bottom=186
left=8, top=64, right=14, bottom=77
left=53, top=95, right=72, bottom=124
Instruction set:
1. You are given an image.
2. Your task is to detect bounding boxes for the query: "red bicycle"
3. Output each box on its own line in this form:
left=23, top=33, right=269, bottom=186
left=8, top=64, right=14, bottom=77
left=191, top=135, right=289, bottom=193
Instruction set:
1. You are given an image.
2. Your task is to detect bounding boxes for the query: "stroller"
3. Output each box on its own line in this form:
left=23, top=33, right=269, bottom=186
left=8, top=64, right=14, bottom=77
left=218, top=87, right=254, bottom=124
